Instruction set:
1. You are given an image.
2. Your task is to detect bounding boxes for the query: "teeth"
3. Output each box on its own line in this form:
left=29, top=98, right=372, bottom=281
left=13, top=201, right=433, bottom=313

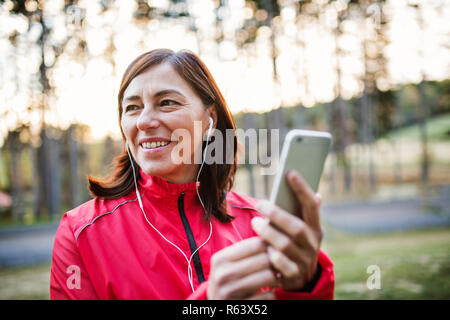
left=142, top=141, right=169, bottom=149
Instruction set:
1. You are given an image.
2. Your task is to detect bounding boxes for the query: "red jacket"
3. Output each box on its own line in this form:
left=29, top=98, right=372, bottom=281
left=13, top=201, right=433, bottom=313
left=50, top=169, right=334, bottom=300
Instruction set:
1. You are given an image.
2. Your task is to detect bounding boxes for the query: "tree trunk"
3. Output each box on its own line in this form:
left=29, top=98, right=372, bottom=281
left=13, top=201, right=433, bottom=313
left=263, top=113, right=272, bottom=198
left=334, top=97, right=352, bottom=192
left=327, top=103, right=336, bottom=194
left=293, top=105, right=306, bottom=129
left=360, top=91, right=376, bottom=191
left=369, top=92, right=378, bottom=191
left=393, top=91, right=403, bottom=184
left=41, top=129, right=62, bottom=218
left=49, top=134, right=62, bottom=218
left=39, top=129, right=53, bottom=218
left=417, top=80, right=429, bottom=183
left=243, top=113, right=256, bottom=197
left=68, top=125, right=81, bottom=208
left=7, top=131, right=25, bottom=222
left=333, top=12, right=351, bottom=193
left=30, top=143, right=41, bottom=220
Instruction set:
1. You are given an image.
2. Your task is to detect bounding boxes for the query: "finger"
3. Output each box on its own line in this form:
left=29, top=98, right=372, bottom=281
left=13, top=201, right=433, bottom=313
left=251, top=217, right=303, bottom=262
left=256, top=200, right=311, bottom=245
left=316, top=193, right=322, bottom=207
left=245, top=290, right=275, bottom=300
left=267, top=246, right=299, bottom=279
left=267, top=245, right=313, bottom=291
left=223, top=269, right=278, bottom=299
left=212, top=237, right=266, bottom=264
left=286, top=170, right=321, bottom=228
left=214, top=252, right=271, bottom=284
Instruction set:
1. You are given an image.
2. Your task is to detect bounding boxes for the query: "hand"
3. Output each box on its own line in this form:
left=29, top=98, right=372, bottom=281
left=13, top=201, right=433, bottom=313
left=252, top=170, right=324, bottom=291
left=207, top=237, right=278, bottom=300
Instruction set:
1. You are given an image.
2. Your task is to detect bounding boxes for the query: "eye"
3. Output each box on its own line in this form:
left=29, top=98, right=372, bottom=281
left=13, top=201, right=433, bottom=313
left=125, top=105, right=140, bottom=112
left=160, top=99, right=178, bottom=107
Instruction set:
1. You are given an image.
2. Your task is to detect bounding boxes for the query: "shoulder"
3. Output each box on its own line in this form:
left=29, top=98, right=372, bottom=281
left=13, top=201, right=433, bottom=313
left=223, top=191, right=263, bottom=238
left=60, top=193, right=138, bottom=241
left=225, top=190, right=260, bottom=216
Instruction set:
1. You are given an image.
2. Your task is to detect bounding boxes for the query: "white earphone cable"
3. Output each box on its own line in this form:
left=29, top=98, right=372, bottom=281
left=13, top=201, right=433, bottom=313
left=126, top=117, right=214, bottom=293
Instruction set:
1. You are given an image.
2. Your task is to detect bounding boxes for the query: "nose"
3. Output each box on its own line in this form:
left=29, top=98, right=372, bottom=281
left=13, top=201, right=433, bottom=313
left=136, top=106, right=160, bottom=131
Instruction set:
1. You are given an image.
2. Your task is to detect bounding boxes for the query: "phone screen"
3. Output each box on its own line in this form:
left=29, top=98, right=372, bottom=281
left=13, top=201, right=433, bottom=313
left=269, top=130, right=332, bottom=214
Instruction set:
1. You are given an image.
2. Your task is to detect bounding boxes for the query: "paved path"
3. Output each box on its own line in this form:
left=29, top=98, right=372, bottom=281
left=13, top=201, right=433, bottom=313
left=321, top=184, right=450, bottom=233
left=322, top=197, right=450, bottom=234
left=0, top=224, right=58, bottom=268
left=0, top=186, right=449, bottom=268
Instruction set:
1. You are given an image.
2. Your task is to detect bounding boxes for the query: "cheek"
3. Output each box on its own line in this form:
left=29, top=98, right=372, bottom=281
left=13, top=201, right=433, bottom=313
left=121, top=117, right=136, bottom=140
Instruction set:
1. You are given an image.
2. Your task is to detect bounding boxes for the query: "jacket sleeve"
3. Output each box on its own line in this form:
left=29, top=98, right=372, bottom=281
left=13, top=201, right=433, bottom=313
left=186, top=250, right=334, bottom=300
left=50, top=214, right=99, bottom=300
left=274, top=250, right=334, bottom=300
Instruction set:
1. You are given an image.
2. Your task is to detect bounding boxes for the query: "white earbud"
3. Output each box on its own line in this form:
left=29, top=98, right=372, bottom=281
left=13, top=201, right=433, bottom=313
left=209, top=116, right=213, bottom=128
left=206, top=116, right=213, bottom=139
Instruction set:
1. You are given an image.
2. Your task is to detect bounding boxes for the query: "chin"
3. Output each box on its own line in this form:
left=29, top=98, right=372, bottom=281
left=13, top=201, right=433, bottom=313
left=139, top=163, right=174, bottom=179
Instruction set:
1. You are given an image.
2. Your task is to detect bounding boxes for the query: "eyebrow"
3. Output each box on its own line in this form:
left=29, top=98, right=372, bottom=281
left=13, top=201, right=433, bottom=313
left=123, top=89, right=186, bottom=103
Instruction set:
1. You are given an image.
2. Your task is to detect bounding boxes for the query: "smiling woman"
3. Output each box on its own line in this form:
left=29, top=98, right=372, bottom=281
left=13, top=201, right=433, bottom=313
left=49, top=49, right=334, bottom=300
left=121, top=63, right=213, bottom=183
left=88, top=49, right=237, bottom=223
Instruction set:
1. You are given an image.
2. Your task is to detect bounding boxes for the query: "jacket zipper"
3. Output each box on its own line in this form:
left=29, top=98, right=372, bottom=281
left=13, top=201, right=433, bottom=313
left=177, top=191, right=206, bottom=284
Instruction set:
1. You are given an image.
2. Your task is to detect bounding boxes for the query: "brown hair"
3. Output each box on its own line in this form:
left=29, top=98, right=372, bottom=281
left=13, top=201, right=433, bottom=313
left=88, top=49, right=237, bottom=223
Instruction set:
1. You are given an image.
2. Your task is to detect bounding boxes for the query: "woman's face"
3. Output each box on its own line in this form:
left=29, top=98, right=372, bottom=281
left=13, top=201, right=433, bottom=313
left=121, top=62, right=212, bottom=184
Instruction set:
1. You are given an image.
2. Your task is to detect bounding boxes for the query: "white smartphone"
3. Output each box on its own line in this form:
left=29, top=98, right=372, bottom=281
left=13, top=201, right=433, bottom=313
left=269, top=129, right=332, bottom=214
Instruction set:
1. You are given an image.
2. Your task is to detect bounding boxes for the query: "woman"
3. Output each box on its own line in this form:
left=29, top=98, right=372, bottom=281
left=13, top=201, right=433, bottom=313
left=50, top=49, right=334, bottom=300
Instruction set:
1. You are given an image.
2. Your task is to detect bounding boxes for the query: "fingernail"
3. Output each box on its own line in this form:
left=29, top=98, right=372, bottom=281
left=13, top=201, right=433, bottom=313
left=267, top=246, right=283, bottom=264
left=316, top=193, right=322, bottom=203
left=286, top=170, right=294, bottom=180
left=267, top=245, right=276, bottom=258
left=287, top=170, right=298, bottom=182
left=251, top=216, right=267, bottom=233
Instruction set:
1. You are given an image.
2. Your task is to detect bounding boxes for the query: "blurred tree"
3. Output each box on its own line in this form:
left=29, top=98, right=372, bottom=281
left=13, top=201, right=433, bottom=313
left=324, top=0, right=390, bottom=193
left=4, top=128, right=26, bottom=222
left=358, top=0, right=388, bottom=191
left=131, top=0, right=199, bottom=51
left=329, top=0, right=353, bottom=192
left=409, top=1, right=430, bottom=183
left=294, top=0, right=316, bottom=113
left=430, top=79, right=450, bottom=114
left=237, top=0, right=397, bottom=194
left=242, top=0, right=282, bottom=196
left=0, top=0, right=88, bottom=219
left=243, top=112, right=257, bottom=197
left=61, top=124, right=82, bottom=209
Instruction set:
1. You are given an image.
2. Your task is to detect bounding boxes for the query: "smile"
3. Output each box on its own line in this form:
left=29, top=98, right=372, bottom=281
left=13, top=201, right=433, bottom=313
left=140, top=141, right=171, bottom=150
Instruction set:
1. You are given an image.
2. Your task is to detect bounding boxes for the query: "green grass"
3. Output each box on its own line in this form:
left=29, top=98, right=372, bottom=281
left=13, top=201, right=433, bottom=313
left=385, top=113, right=450, bottom=141
left=0, top=263, right=50, bottom=300
left=322, top=226, right=450, bottom=299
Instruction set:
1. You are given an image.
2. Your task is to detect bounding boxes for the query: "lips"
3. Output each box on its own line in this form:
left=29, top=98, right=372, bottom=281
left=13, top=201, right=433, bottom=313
left=138, top=137, right=173, bottom=151
left=141, top=141, right=170, bottom=149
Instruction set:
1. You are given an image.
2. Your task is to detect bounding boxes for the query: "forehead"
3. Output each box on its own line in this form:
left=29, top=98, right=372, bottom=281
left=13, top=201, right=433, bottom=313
left=123, top=62, right=195, bottom=99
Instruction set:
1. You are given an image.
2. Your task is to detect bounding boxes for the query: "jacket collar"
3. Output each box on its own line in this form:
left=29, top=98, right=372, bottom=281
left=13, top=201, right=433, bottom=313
left=138, top=168, right=198, bottom=198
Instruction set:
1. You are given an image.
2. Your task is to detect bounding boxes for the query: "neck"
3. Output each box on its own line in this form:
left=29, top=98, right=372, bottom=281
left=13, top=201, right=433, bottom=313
left=158, top=163, right=200, bottom=184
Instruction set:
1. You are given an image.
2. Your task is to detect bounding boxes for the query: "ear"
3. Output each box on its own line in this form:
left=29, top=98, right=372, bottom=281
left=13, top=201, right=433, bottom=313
left=207, top=106, right=218, bottom=130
